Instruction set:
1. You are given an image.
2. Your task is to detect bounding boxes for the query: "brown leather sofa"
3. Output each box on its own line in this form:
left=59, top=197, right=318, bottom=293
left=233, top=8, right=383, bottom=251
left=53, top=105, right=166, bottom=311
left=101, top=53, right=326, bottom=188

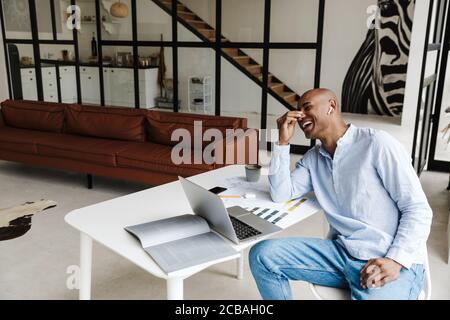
left=0, top=100, right=258, bottom=187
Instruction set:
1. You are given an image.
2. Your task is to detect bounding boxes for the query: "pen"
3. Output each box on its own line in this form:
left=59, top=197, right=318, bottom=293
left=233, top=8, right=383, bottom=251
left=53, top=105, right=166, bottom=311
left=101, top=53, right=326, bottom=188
left=219, top=195, right=242, bottom=199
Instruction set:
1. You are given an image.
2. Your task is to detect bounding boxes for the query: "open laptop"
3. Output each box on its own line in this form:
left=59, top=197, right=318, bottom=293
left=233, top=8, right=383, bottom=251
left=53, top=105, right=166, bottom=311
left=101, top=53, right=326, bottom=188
left=179, top=176, right=281, bottom=244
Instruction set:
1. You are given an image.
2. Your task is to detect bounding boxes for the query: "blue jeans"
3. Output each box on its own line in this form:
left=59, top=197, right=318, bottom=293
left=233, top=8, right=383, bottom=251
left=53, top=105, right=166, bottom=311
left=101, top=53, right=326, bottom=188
left=249, top=238, right=425, bottom=300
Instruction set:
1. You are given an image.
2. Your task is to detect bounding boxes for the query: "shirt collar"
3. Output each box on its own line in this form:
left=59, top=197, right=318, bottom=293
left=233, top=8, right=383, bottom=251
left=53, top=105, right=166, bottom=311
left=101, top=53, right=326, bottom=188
left=318, top=123, right=356, bottom=159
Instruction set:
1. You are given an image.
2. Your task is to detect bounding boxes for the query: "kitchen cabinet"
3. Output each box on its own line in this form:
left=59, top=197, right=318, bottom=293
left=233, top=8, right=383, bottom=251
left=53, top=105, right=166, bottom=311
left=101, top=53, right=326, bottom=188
left=139, top=68, right=159, bottom=109
left=80, top=67, right=100, bottom=105
left=103, top=67, right=159, bottom=108
left=103, top=68, right=134, bottom=108
left=42, top=67, right=58, bottom=102
left=59, top=66, right=77, bottom=103
left=20, top=68, right=38, bottom=101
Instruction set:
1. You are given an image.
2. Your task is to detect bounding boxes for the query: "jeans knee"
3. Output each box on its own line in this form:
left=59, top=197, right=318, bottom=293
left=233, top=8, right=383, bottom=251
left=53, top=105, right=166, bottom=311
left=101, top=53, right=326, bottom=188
left=249, top=240, right=275, bottom=271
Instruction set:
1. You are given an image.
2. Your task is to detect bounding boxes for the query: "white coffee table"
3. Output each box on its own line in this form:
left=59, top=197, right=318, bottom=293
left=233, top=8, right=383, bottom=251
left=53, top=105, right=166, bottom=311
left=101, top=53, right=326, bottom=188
left=65, top=165, right=320, bottom=300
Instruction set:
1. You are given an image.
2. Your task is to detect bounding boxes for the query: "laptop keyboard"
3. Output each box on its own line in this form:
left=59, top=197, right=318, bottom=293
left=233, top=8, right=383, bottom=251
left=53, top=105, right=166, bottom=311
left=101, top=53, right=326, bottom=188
left=229, top=216, right=262, bottom=240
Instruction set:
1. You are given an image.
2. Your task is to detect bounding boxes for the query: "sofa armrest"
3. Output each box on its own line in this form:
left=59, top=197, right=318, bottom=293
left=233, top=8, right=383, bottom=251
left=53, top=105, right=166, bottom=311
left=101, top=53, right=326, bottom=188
left=210, top=128, right=259, bottom=168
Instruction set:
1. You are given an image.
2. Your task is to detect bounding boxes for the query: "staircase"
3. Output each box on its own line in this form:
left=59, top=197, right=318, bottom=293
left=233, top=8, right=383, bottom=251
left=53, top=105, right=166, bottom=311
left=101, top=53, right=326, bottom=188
left=152, top=0, right=300, bottom=110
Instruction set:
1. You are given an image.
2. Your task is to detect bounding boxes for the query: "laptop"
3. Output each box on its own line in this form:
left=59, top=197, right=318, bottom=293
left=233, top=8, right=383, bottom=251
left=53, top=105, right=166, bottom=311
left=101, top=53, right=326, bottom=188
left=179, top=176, right=281, bottom=244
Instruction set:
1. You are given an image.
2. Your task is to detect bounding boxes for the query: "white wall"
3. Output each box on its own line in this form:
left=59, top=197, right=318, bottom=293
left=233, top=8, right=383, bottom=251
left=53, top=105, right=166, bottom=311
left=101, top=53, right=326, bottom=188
left=0, top=27, right=8, bottom=101
left=321, top=0, right=376, bottom=101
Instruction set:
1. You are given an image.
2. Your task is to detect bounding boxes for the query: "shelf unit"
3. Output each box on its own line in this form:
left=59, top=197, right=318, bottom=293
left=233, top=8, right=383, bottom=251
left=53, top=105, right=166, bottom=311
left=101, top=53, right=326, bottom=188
left=188, top=76, right=212, bottom=113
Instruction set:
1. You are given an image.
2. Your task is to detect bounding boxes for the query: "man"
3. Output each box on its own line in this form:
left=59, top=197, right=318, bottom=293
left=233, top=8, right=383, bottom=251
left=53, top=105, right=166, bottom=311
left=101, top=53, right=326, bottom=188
left=249, top=88, right=432, bottom=300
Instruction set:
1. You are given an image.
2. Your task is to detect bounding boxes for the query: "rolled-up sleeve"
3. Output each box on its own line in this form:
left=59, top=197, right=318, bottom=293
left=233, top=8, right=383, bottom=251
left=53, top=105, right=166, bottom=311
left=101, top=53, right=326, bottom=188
left=268, top=143, right=313, bottom=203
left=374, top=131, right=433, bottom=269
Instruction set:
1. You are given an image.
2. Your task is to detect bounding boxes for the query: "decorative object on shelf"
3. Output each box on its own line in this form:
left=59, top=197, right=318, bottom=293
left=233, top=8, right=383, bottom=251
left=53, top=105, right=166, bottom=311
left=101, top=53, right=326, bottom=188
left=116, top=52, right=131, bottom=66
left=91, top=32, right=98, bottom=57
left=188, top=76, right=212, bottom=113
left=20, top=56, right=32, bottom=65
left=163, top=79, right=174, bottom=100
left=110, top=0, right=129, bottom=18
left=158, top=34, right=166, bottom=98
left=61, top=50, right=73, bottom=61
left=154, top=96, right=181, bottom=110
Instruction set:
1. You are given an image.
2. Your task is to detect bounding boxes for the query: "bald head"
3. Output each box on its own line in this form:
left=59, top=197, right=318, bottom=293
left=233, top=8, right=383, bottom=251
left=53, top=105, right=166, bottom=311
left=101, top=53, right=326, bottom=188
left=294, top=88, right=345, bottom=140
left=299, top=88, right=339, bottom=111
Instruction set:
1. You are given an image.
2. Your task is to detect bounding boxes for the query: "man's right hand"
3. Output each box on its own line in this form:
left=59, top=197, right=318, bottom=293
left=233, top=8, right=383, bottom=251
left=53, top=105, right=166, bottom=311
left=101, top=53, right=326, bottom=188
left=276, top=111, right=304, bottom=145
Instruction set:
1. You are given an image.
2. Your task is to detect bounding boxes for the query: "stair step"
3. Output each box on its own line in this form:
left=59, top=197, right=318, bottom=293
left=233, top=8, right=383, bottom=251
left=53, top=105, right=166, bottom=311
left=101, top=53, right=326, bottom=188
left=244, top=64, right=262, bottom=75
left=178, top=12, right=197, bottom=19
left=290, top=99, right=300, bottom=108
left=222, top=48, right=239, bottom=56
left=269, top=83, right=285, bottom=94
left=198, top=28, right=216, bottom=38
left=186, top=19, right=207, bottom=28
left=280, top=91, right=298, bottom=103
left=208, top=37, right=229, bottom=42
left=258, top=74, right=273, bottom=83
left=233, top=56, right=250, bottom=64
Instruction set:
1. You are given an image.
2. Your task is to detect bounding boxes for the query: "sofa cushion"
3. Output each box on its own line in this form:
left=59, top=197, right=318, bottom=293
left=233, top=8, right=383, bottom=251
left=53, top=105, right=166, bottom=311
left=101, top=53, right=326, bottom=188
left=116, top=142, right=215, bottom=177
left=146, top=111, right=246, bottom=148
left=0, top=127, right=58, bottom=154
left=65, top=104, right=147, bottom=142
left=36, top=134, right=132, bottom=167
left=0, top=100, right=66, bottom=133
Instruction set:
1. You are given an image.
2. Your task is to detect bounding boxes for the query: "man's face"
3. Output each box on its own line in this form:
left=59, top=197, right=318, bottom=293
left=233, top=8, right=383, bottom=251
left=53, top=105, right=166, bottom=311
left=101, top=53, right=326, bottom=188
left=297, top=94, right=331, bottom=139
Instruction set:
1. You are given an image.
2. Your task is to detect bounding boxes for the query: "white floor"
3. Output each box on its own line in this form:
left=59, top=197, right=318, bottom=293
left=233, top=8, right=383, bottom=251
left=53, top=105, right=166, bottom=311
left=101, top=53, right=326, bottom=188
left=0, top=158, right=448, bottom=300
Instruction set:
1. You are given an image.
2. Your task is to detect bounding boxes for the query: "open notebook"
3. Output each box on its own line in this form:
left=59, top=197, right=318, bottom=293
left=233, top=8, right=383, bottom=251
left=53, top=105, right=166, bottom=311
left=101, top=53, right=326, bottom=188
left=125, top=214, right=238, bottom=275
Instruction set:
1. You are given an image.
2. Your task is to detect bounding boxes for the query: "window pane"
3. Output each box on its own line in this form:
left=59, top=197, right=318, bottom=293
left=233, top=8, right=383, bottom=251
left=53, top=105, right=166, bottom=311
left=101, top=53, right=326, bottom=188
left=178, top=47, right=215, bottom=115
left=137, top=0, right=172, bottom=41
left=221, top=51, right=262, bottom=129
left=269, top=49, right=315, bottom=97
left=77, top=0, right=98, bottom=57
left=56, top=0, right=74, bottom=40
left=100, top=0, right=132, bottom=41
left=434, top=52, right=450, bottom=162
left=40, top=44, right=75, bottom=61
left=2, top=0, right=32, bottom=39
left=102, top=46, right=135, bottom=107
left=270, top=0, right=318, bottom=43
left=222, top=0, right=263, bottom=42
left=139, top=46, right=173, bottom=109
left=36, top=0, right=53, bottom=40
left=6, top=44, right=37, bottom=100
left=177, top=0, right=215, bottom=42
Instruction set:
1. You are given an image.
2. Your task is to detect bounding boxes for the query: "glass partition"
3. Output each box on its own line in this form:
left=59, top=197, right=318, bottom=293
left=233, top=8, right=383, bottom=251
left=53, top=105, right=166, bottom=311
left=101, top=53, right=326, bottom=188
left=178, top=47, right=215, bottom=114
left=1, top=0, right=32, bottom=39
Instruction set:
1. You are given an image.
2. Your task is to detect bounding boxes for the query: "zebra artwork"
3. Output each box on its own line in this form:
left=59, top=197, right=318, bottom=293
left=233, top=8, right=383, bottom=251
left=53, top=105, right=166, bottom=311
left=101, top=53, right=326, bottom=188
left=342, top=0, right=415, bottom=116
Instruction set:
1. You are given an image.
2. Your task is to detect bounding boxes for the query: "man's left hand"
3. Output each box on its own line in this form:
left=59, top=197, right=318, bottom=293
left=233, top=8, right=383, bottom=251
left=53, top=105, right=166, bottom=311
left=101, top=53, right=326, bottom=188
left=360, top=258, right=403, bottom=289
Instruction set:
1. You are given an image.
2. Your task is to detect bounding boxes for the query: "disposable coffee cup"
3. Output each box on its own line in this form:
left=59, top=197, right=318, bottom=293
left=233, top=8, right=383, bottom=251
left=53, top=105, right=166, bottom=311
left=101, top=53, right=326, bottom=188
left=245, top=164, right=262, bottom=182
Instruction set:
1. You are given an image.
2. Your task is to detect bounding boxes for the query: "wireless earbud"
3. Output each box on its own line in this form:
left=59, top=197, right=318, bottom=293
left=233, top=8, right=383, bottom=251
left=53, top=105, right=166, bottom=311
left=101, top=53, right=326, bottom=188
left=327, top=107, right=333, bottom=115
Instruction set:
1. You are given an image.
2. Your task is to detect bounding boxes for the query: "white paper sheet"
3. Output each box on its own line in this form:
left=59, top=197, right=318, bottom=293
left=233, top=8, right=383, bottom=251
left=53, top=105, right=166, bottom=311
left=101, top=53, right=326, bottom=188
left=218, top=175, right=322, bottom=229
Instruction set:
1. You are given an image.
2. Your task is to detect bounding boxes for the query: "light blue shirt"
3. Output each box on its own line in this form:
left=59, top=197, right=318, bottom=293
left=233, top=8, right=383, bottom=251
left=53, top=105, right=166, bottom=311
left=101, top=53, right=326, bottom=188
left=269, top=124, right=432, bottom=269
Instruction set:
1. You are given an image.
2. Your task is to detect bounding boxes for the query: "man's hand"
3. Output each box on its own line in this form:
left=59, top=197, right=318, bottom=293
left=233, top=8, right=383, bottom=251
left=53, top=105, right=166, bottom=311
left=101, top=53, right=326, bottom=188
left=276, top=111, right=304, bottom=145
left=360, top=258, right=403, bottom=289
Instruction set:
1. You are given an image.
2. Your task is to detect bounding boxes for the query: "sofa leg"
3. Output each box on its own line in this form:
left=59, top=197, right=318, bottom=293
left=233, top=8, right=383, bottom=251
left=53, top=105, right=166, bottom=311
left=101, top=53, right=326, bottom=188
left=87, top=174, right=93, bottom=189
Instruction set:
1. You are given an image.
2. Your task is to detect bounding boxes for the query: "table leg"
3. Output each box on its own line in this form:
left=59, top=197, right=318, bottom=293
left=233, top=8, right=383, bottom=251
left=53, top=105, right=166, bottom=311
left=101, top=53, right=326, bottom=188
left=167, top=278, right=183, bottom=300
left=79, top=232, right=93, bottom=300
left=236, top=252, right=244, bottom=280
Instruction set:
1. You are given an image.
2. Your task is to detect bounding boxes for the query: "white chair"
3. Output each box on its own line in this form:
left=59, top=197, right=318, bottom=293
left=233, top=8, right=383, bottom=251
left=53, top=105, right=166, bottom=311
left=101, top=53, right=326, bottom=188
left=309, top=218, right=432, bottom=300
